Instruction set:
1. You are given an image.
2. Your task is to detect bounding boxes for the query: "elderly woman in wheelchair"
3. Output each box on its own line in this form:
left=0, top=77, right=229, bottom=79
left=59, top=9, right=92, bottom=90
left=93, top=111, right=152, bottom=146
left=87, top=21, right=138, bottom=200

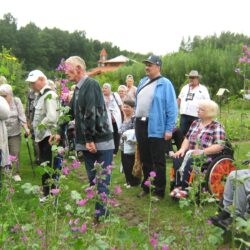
left=170, top=100, right=235, bottom=199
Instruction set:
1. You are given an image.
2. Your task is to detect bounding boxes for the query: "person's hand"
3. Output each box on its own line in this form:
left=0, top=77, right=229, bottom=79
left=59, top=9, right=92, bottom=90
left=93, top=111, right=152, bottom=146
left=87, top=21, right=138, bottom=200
left=164, top=132, right=172, bottom=141
left=86, top=142, right=97, bottom=153
left=48, top=134, right=61, bottom=145
left=24, top=128, right=30, bottom=138
left=173, top=148, right=186, bottom=158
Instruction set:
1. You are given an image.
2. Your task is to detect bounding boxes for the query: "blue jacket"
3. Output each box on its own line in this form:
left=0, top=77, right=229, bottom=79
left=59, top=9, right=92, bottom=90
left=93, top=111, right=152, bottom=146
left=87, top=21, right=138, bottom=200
left=136, top=76, right=178, bottom=138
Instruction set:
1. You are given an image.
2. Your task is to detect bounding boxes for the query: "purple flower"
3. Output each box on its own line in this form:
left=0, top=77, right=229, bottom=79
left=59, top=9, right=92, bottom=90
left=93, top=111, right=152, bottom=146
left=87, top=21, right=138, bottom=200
left=71, top=160, right=81, bottom=169
left=207, top=219, right=213, bottom=225
left=144, top=180, right=151, bottom=187
left=150, top=237, right=158, bottom=248
left=234, top=68, right=241, bottom=74
left=79, top=224, right=87, bottom=233
left=239, top=57, right=247, bottom=63
left=62, top=166, right=70, bottom=175
left=114, top=185, right=122, bottom=194
left=86, top=189, right=95, bottom=199
left=162, top=243, right=169, bottom=250
left=150, top=171, right=156, bottom=178
left=37, top=229, right=43, bottom=236
left=76, top=199, right=88, bottom=206
left=100, top=192, right=107, bottom=202
left=22, top=236, right=28, bottom=242
left=8, top=155, right=17, bottom=163
left=51, top=188, right=60, bottom=195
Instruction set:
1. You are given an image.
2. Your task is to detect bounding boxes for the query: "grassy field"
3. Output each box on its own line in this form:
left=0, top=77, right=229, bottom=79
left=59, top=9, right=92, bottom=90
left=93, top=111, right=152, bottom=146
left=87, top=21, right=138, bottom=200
left=1, top=106, right=250, bottom=249
left=2, top=137, right=248, bottom=249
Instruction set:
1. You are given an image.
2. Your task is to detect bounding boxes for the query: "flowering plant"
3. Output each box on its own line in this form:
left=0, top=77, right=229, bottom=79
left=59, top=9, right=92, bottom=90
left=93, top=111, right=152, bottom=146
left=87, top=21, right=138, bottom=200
left=235, top=45, right=250, bottom=95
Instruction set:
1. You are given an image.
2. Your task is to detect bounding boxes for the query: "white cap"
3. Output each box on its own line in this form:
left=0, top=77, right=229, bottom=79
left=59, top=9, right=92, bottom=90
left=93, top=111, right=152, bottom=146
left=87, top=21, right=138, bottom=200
left=25, top=70, right=47, bottom=82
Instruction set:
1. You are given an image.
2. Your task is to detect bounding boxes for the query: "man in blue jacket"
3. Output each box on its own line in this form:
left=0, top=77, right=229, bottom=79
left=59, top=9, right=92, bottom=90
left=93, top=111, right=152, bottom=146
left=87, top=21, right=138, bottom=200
left=135, top=55, right=178, bottom=200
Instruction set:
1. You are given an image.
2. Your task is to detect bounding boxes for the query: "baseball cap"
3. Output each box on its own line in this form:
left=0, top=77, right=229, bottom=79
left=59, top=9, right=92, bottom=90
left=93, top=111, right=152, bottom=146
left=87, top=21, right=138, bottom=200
left=143, top=55, right=162, bottom=66
left=25, top=70, right=47, bottom=82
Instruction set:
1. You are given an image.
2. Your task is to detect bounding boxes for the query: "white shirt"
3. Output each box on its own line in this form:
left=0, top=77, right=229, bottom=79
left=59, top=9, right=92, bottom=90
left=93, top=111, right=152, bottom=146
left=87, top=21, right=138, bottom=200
left=178, top=83, right=210, bottom=117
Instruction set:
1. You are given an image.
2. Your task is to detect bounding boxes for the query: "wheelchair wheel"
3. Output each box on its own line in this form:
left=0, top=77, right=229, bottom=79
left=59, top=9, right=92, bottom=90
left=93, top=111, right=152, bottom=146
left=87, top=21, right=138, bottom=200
left=205, top=155, right=236, bottom=199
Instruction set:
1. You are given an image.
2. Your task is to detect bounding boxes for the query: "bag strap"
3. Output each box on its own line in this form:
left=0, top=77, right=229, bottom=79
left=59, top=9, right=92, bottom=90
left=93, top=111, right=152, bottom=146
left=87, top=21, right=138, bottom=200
left=112, top=92, right=120, bottom=107
left=137, top=76, right=162, bottom=95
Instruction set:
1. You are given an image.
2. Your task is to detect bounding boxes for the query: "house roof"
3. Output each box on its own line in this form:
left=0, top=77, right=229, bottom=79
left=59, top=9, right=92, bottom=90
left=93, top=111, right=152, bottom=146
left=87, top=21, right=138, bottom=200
left=105, top=55, right=130, bottom=63
left=100, top=48, right=107, bottom=56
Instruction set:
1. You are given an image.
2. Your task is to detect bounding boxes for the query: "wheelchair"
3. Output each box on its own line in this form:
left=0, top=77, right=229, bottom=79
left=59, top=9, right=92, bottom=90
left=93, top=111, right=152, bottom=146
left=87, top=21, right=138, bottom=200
left=170, top=152, right=236, bottom=200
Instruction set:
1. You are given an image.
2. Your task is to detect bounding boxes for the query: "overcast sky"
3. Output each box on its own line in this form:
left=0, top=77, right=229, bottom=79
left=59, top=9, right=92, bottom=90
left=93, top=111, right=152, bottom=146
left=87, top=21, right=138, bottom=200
left=1, top=0, right=249, bottom=55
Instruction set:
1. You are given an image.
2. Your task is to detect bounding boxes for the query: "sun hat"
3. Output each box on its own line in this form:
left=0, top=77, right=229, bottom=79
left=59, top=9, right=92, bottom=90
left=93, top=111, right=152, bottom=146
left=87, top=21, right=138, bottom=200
left=25, top=70, right=47, bottom=82
left=143, top=55, right=162, bottom=67
left=0, top=83, right=13, bottom=96
left=185, top=70, right=202, bottom=78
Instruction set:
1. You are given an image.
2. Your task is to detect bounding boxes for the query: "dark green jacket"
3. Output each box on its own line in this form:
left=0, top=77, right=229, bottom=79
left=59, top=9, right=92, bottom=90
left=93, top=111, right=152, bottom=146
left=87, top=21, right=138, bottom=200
left=70, top=77, right=112, bottom=145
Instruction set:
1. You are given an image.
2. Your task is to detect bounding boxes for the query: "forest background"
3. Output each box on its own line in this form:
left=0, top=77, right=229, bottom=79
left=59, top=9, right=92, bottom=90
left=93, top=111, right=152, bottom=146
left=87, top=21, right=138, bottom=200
left=1, top=13, right=250, bottom=105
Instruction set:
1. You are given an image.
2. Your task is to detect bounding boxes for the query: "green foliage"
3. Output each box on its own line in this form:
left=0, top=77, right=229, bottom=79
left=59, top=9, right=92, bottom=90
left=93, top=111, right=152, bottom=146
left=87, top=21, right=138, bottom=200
left=0, top=47, right=27, bottom=102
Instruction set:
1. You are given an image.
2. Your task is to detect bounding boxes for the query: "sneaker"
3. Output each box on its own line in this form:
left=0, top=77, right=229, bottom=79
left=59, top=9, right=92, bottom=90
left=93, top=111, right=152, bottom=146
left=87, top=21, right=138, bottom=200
left=137, top=191, right=149, bottom=198
left=175, top=190, right=188, bottom=199
left=170, top=187, right=182, bottom=197
left=123, top=183, right=128, bottom=187
left=126, top=184, right=131, bottom=189
left=13, top=175, right=21, bottom=182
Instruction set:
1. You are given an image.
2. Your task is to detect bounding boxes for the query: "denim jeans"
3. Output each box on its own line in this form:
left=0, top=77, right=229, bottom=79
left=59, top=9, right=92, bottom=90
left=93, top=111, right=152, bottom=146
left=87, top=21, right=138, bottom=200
left=80, top=149, right=113, bottom=218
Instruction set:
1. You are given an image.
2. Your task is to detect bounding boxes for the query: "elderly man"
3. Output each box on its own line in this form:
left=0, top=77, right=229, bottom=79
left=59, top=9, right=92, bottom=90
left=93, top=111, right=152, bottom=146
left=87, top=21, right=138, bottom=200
left=64, top=56, right=114, bottom=222
left=25, top=70, right=59, bottom=201
left=135, top=55, right=178, bottom=200
left=178, top=70, right=210, bottom=136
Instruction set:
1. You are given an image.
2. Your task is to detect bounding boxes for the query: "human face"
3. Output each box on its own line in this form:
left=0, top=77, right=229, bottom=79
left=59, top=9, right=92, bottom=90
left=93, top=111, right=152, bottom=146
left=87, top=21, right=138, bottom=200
left=123, top=104, right=134, bottom=117
left=197, top=106, right=207, bottom=119
left=189, top=77, right=199, bottom=87
left=30, top=78, right=44, bottom=93
left=64, top=62, right=81, bottom=82
left=126, top=78, right=134, bottom=88
left=102, top=86, right=111, bottom=96
left=118, top=89, right=127, bottom=99
left=145, top=63, right=161, bottom=79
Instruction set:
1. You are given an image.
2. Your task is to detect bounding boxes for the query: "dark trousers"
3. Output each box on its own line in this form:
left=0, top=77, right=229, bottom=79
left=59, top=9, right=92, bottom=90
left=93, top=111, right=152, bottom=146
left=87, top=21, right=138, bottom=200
left=38, top=136, right=53, bottom=196
left=112, top=122, right=120, bottom=155
left=80, top=149, right=113, bottom=218
left=135, top=119, right=166, bottom=197
left=121, top=151, right=140, bottom=186
left=180, top=114, right=198, bottom=136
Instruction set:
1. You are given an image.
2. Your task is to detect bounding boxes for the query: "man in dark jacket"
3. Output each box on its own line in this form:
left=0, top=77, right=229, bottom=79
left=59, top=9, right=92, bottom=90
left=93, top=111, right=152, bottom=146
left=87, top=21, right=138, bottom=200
left=65, top=56, right=114, bottom=222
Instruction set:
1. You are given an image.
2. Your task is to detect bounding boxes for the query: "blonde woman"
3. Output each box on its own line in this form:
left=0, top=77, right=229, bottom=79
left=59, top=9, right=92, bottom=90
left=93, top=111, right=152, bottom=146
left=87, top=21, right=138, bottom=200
left=0, top=84, right=30, bottom=181
left=171, top=100, right=226, bottom=198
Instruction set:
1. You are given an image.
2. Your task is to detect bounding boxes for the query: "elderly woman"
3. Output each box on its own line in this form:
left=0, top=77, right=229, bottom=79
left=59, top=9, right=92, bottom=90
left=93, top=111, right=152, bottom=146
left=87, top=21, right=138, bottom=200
left=117, top=85, right=128, bottom=103
left=170, top=99, right=226, bottom=198
left=0, top=95, right=10, bottom=188
left=102, top=83, right=123, bottom=156
left=126, top=75, right=137, bottom=99
left=0, top=84, right=29, bottom=181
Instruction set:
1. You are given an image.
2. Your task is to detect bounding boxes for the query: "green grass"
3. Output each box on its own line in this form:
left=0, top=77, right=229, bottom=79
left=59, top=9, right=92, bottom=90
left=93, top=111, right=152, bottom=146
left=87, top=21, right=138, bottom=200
left=8, top=135, right=248, bottom=249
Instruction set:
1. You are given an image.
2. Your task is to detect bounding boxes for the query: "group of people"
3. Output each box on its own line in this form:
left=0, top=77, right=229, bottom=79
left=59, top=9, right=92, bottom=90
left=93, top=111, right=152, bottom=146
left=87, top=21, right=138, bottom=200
left=0, top=54, right=249, bottom=227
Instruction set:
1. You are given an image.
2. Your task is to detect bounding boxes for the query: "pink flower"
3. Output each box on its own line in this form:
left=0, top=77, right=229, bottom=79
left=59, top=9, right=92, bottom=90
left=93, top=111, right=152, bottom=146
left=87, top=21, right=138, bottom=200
left=80, top=224, right=87, bottom=233
left=71, top=160, right=81, bottom=169
left=9, top=187, right=15, bottom=193
left=150, top=237, right=158, bottom=248
left=162, top=243, right=169, bottom=250
left=239, top=57, right=247, bottom=63
left=62, top=166, right=70, bottom=175
left=150, top=171, right=156, bottom=178
left=144, top=180, right=151, bottom=187
left=76, top=199, right=88, bottom=206
left=51, top=188, right=60, bottom=195
left=37, top=229, right=43, bottom=236
left=85, top=187, right=95, bottom=199
left=8, top=155, right=17, bottom=162
left=114, top=185, right=122, bottom=194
